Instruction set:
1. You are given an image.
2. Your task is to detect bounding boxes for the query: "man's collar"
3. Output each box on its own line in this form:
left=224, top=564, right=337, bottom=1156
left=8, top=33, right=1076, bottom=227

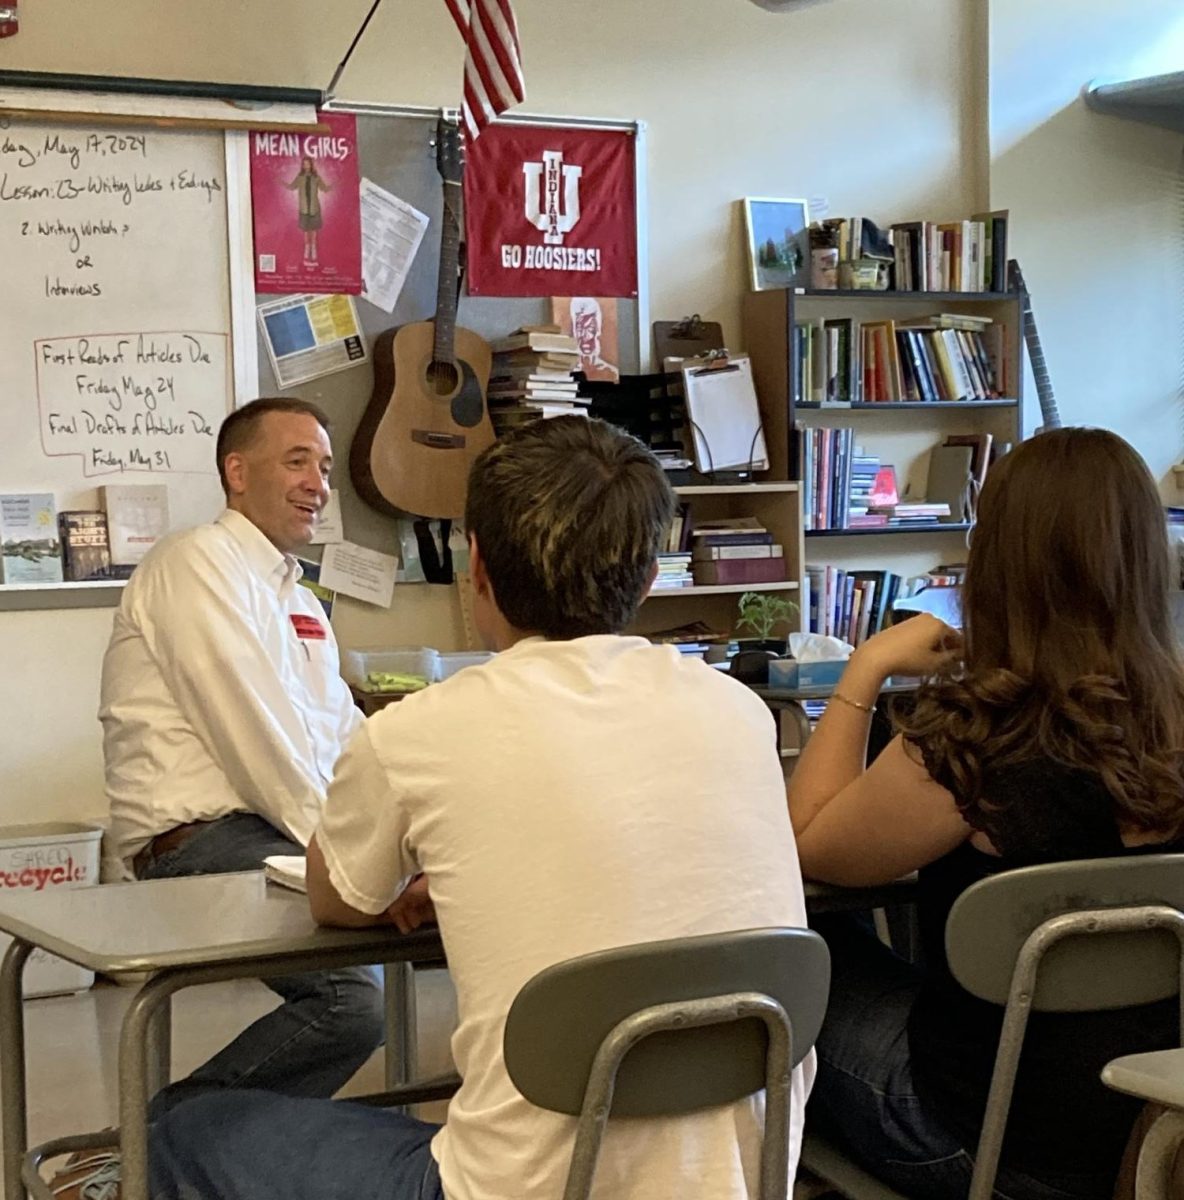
left=216, top=510, right=301, bottom=592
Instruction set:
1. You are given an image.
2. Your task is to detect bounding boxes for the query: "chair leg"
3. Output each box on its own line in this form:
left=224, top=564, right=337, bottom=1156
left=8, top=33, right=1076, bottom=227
left=1136, top=1109, right=1184, bottom=1200
left=758, top=1015, right=793, bottom=1200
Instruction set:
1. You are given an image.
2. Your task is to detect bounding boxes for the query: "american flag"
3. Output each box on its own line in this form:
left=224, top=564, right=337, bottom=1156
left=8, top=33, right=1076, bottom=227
left=444, top=0, right=525, bottom=140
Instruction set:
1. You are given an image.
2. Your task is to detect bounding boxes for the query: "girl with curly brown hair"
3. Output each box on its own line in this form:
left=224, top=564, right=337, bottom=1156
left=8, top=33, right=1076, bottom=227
left=789, top=427, right=1184, bottom=1200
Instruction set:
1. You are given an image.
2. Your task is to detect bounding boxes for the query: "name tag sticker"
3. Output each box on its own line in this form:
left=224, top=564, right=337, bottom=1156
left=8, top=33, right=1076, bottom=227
left=290, top=614, right=327, bottom=641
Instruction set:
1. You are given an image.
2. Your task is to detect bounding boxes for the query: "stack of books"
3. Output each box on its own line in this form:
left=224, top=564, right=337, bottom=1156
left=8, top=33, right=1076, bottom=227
left=793, top=313, right=1006, bottom=405
left=647, top=621, right=729, bottom=662
left=487, top=328, right=587, bottom=432
left=869, top=500, right=951, bottom=527
left=802, top=427, right=854, bottom=530
left=690, top=518, right=787, bottom=586
left=804, top=566, right=929, bottom=644
left=652, top=552, right=693, bottom=591
left=889, top=212, right=1008, bottom=293
left=803, top=430, right=896, bottom=530
left=848, top=454, right=882, bottom=529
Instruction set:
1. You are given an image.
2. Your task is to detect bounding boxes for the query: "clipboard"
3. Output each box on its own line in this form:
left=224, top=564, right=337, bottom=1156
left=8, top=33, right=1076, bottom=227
left=654, top=315, right=725, bottom=369
left=680, top=355, right=769, bottom=473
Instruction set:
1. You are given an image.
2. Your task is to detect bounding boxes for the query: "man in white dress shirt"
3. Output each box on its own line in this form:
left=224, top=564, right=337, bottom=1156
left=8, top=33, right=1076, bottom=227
left=98, top=398, right=383, bottom=1124
left=148, top=416, right=813, bottom=1200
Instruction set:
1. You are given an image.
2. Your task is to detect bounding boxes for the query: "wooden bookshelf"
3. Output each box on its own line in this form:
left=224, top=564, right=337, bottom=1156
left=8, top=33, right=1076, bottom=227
left=743, top=285, right=1025, bottom=632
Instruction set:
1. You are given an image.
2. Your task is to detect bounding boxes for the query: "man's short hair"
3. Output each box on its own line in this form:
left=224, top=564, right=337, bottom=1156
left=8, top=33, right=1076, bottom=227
left=464, top=416, right=675, bottom=638
left=216, top=397, right=331, bottom=492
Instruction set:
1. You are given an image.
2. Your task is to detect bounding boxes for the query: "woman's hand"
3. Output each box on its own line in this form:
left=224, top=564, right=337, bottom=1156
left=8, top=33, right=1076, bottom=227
left=852, top=613, right=962, bottom=680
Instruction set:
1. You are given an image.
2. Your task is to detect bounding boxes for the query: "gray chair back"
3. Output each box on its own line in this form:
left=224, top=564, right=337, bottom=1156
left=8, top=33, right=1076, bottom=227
left=947, top=854, right=1184, bottom=1011
left=944, top=854, right=1184, bottom=1200
left=503, top=926, right=829, bottom=1200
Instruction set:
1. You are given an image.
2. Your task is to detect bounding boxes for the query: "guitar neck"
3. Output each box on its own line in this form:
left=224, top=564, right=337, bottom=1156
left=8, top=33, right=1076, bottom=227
left=433, top=181, right=462, bottom=366
left=1009, top=260, right=1061, bottom=430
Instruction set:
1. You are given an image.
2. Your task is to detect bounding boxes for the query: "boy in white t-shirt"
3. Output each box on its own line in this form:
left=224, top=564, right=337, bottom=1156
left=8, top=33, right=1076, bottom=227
left=149, top=416, right=812, bottom=1200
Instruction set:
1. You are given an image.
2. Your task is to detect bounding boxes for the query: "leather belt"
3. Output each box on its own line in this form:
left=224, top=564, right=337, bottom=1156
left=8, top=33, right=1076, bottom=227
left=132, top=820, right=211, bottom=877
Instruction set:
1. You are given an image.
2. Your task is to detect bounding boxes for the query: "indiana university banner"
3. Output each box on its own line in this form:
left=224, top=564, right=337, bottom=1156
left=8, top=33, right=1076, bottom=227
left=463, top=124, right=638, bottom=298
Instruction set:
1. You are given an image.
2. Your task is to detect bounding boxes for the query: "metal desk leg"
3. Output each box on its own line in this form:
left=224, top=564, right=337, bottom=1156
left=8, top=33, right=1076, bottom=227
left=1, top=939, right=33, bottom=1200
left=383, top=961, right=417, bottom=1091
left=119, top=972, right=186, bottom=1200
left=145, top=999, right=171, bottom=1099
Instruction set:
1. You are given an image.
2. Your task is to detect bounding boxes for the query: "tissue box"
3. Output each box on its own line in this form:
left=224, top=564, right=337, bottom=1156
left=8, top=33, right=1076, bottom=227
left=767, top=658, right=848, bottom=689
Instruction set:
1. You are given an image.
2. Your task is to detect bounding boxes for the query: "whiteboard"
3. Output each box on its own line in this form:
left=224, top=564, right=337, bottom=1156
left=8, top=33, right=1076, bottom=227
left=0, top=116, right=250, bottom=547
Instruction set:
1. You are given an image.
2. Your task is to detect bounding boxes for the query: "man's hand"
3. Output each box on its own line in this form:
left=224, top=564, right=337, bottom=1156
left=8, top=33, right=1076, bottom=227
left=387, top=874, right=435, bottom=933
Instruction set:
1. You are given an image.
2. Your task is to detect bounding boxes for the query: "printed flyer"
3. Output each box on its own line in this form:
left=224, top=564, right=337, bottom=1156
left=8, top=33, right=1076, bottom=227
left=251, top=111, right=363, bottom=295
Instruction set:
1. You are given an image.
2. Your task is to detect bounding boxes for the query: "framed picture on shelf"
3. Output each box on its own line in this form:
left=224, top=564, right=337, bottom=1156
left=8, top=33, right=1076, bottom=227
left=742, top=197, right=810, bottom=291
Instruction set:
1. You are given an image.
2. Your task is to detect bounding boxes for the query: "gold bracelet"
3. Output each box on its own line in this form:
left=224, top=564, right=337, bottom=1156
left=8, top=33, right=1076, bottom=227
left=831, top=690, right=877, bottom=716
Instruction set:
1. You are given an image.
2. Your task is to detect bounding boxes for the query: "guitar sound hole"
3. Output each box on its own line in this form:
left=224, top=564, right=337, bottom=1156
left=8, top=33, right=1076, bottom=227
left=426, top=360, right=459, bottom=395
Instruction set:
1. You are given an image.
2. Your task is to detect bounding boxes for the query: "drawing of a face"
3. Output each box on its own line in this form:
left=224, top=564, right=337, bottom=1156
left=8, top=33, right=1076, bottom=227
left=570, top=297, right=602, bottom=362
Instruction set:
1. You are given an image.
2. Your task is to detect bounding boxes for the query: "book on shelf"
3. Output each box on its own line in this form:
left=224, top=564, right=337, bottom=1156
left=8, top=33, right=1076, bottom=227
left=102, top=483, right=169, bottom=573
left=652, top=551, right=694, bottom=591
left=666, top=502, right=692, bottom=555
left=883, top=212, right=1008, bottom=293
left=488, top=386, right=584, bottom=403
left=489, top=330, right=579, bottom=355
left=647, top=620, right=729, bottom=647
left=0, top=493, right=63, bottom=585
left=805, top=566, right=934, bottom=643
left=794, top=315, right=1004, bottom=404
left=490, top=403, right=590, bottom=434
left=869, top=501, right=952, bottom=525
left=691, top=517, right=770, bottom=541
left=944, top=433, right=993, bottom=494
left=59, top=510, right=112, bottom=582
left=489, top=369, right=579, bottom=387
left=692, top=556, right=788, bottom=586
left=692, top=543, right=783, bottom=561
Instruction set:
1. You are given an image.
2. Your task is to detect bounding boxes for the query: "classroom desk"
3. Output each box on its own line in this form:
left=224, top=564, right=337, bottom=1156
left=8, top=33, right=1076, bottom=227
left=804, top=874, right=918, bottom=914
left=0, top=872, right=444, bottom=1200
left=0, top=869, right=919, bottom=1200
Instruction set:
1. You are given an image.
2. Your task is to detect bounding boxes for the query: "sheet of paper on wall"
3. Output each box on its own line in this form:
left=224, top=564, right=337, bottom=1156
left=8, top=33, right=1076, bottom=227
left=359, top=178, right=430, bottom=314
left=319, top=540, right=398, bottom=608
left=309, top=489, right=344, bottom=544
left=257, top=293, right=368, bottom=388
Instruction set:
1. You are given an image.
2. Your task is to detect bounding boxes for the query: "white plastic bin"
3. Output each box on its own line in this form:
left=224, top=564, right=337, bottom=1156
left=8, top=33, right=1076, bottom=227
left=0, top=822, right=102, bottom=997
left=341, top=647, right=440, bottom=690
left=437, top=651, right=496, bottom=680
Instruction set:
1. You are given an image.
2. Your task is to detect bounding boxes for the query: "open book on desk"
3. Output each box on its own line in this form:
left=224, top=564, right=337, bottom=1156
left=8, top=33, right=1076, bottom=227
left=263, top=855, right=307, bottom=893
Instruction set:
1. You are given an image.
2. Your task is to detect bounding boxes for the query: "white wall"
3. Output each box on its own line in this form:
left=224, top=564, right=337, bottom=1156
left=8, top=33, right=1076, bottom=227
left=1, top=0, right=979, bottom=824
left=989, top=0, right=1184, bottom=483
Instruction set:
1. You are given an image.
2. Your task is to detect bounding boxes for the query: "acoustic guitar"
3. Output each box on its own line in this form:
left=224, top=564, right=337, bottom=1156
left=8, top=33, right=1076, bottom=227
left=351, top=118, right=495, bottom=521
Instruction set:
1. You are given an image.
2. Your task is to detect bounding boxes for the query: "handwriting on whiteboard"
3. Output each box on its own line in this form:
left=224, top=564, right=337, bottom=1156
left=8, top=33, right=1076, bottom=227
left=35, top=331, right=228, bottom=476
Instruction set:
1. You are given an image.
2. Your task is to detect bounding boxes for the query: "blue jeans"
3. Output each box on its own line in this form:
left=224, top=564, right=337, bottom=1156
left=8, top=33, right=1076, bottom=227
left=809, top=915, right=1114, bottom=1200
left=150, top=1091, right=443, bottom=1200
left=137, top=813, right=385, bottom=1122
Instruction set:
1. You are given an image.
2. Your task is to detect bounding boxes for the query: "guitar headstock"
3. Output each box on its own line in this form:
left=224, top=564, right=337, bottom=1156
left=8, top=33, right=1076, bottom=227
left=435, top=116, right=464, bottom=185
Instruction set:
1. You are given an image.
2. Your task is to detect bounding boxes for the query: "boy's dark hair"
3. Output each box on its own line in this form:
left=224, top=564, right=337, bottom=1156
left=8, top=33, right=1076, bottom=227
left=464, top=416, right=676, bottom=639
left=216, top=397, right=331, bottom=492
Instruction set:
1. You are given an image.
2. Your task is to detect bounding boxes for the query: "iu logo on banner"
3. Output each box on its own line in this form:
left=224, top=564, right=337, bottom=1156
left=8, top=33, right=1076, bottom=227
left=464, top=124, right=637, bottom=298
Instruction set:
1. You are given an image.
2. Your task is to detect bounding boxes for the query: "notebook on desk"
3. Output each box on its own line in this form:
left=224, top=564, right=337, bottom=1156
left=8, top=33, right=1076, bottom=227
left=680, top=356, right=769, bottom=473
left=263, top=855, right=307, bottom=893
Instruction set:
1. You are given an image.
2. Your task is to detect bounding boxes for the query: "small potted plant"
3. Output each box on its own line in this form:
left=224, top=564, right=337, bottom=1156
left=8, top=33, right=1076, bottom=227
left=731, top=591, right=799, bottom=684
